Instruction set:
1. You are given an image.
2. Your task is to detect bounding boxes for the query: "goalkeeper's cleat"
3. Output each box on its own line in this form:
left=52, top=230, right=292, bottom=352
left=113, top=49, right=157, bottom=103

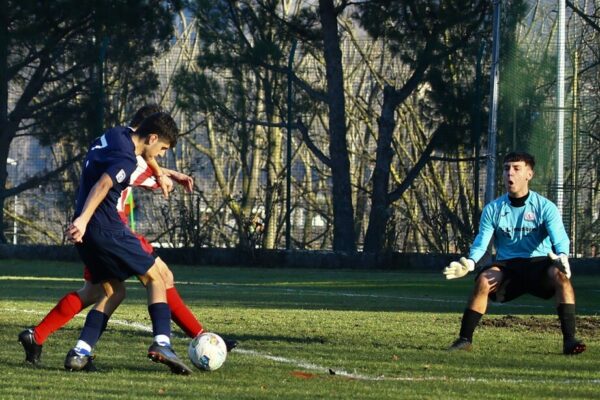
left=563, top=339, right=586, bottom=355
left=224, top=339, right=238, bottom=352
left=448, top=337, right=473, bottom=352
left=18, top=328, right=43, bottom=365
left=64, top=349, right=97, bottom=372
left=148, top=342, right=192, bottom=375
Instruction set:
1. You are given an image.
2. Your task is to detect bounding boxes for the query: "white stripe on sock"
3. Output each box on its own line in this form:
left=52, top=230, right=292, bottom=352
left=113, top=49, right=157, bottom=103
left=154, top=334, right=170, bottom=346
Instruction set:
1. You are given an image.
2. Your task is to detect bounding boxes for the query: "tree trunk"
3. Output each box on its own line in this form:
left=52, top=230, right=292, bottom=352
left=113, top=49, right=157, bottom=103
left=363, top=86, right=399, bottom=252
left=318, top=0, right=356, bottom=252
left=262, top=73, right=283, bottom=249
left=364, top=120, right=443, bottom=252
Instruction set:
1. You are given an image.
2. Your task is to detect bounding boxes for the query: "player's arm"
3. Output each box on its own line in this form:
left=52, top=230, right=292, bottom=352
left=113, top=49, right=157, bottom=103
left=443, top=205, right=495, bottom=280
left=544, top=201, right=572, bottom=278
left=544, top=201, right=570, bottom=255
left=468, top=205, right=496, bottom=263
left=67, top=173, right=113, bottom=243
left=145, top=156, right=173, bottom=198
left=161, top=167, right=193, bottom=193
left=142, top=155, right=193, bottom=193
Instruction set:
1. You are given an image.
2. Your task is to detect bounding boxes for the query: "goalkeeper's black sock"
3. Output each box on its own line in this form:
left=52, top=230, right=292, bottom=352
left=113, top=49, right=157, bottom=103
left=459, top=308, right=483, bottom=342
left=557, top=303, right=576, bottom=342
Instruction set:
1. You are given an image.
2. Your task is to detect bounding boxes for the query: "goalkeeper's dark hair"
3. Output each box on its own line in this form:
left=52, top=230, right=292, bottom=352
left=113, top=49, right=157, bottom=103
left=129, top=104, right=162, bottom=129
left=135, top=112, right=178, bottom=148
left=503, top=151, right=535, bottom=170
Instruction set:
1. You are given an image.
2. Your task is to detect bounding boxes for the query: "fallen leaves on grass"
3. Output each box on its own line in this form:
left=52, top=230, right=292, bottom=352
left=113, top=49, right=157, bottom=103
left=290, top=371, right=318, bottom=379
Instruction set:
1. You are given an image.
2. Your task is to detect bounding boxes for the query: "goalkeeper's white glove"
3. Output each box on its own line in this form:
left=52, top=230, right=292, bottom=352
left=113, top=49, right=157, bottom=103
left=443, top=257, right=475, bottom=280
left=548, top=252, right=571, bottom=279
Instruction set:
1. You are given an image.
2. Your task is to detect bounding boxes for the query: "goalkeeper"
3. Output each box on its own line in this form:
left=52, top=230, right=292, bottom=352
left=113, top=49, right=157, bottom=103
left=444, top=152, right=585, bottom=355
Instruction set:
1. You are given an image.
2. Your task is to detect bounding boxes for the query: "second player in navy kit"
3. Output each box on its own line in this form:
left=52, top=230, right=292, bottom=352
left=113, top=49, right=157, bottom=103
left=443, top=151, right=586, bottom=355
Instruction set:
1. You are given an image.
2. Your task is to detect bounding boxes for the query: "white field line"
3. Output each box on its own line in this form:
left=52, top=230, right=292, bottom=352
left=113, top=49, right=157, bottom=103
left=4, top=306, right=600, bottom=385
left=3, top=275, right=599, bottom=313
left=234, top=349, right=600, bottom=384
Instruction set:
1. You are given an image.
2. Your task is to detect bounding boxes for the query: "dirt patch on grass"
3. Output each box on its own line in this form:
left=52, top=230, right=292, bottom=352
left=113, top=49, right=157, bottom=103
left=480, top=315, right=600, bottom=336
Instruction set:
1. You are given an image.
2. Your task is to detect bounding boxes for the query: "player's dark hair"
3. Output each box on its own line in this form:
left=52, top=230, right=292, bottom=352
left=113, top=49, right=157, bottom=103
left=503, top=151, right=535, bottom=169
left=135, top=112, right=178, bottom=147
left=129, top=104, right=162, bottom=129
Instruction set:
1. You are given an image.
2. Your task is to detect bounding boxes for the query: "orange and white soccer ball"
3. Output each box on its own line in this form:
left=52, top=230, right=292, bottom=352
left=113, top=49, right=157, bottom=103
left=188, top=332, right=227, bottom=371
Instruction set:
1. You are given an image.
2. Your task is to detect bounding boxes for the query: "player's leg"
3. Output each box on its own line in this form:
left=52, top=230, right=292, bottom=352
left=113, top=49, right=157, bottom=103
left=34, top=279, right=104, bottom=343
left=546, top=266, right=586, bottom=355
left=143, top=262, right=192, bottom=374
left=134, top=233, right=204, bottom=338
left=157, top=258, right=238, bottom=351
left=156, top=257, right=205, bottom=337
left=139, top=256, right=237, bottom=351
left=74, top=280, right=126, bottom=350
left=449, top=267, right=503, bottom=351
left=88, top=228, right=191, bottom=374
left=65, top=280, right=126, bottom=372
left=18, top=271, right=104, bottom=365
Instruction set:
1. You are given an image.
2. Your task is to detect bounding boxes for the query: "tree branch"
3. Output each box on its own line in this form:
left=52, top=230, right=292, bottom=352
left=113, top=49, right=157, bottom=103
left=296, top=118, right=331, bottom=167
left=3, top=207, right=62, bottom=244
left=430, top=155, right=486, bottom=162
left=254, top=59, right=328, bottom=102
left=1, top=154, right=83, bottom=199
left=183, top=135, right=210, bottom=156
left=566, top=1, right=600, bottom=33
left=388, top=125, right=445, bottom=203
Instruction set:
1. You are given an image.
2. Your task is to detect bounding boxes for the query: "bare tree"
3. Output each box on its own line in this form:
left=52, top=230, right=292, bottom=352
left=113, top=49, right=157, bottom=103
left=0, top=1, right=178, bottom=243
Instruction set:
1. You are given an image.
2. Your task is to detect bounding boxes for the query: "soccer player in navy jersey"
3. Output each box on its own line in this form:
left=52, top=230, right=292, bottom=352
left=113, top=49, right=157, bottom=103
left=62, top=111, right=193, bottom=374
left=443, top=151, right=586, bottom=355
left=17, top=106, right=231, bottom=369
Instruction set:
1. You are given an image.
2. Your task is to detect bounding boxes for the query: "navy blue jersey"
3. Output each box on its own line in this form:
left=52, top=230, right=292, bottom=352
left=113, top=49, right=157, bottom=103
left=74, top=126, right=137, bottom=229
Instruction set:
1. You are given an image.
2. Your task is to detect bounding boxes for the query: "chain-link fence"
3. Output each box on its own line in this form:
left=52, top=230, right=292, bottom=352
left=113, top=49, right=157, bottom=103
left=4, top=2, right=599, bottom=256
left=497, top=0, right=599, bottom=256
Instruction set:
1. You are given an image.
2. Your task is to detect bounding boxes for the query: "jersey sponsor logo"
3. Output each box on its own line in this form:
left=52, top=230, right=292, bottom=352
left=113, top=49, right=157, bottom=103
left=524, top=212, right=535, bottom=221
left=514, top=226, right=538, bottom=233
left=116, top=169, right=126, bottom=183
left=499, top=226, right=539, bottom=237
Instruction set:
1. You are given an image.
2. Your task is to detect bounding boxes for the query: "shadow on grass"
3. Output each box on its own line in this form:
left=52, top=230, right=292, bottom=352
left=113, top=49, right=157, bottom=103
left=3, top=271, right=599, bottom=315
left=222, top=333, right=328, bottom=345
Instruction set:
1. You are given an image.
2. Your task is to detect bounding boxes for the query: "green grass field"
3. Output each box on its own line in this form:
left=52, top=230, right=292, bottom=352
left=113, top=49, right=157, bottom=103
left=0, top=259, right=598, bottom=399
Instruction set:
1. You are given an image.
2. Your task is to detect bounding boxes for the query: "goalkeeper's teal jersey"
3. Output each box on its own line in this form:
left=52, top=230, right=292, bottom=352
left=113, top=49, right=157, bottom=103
left=469, top=191, right=570, bottom=262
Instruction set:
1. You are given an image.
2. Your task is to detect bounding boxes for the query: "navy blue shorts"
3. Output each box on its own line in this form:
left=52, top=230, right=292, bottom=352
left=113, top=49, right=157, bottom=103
left=475, top=257, right=556, bottom=302
left=75, top=224, right=156, bottom=284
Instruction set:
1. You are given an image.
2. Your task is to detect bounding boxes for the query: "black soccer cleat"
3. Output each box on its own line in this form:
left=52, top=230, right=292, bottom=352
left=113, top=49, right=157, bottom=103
left=224, top=339, right=238, bottom=352
left=64, top=349, right=97, bottom=372
left=448, top=337, right=473, bottom=352
left=563, top=339, right=586, bottom=355
left=148, top=342, right=192, bottom=375
left=18, top=328, right=43, bottom=365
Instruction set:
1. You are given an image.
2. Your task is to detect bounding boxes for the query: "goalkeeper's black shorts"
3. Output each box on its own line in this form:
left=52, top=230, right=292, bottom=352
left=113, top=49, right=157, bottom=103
left=475, top=256, right=556, bottom=303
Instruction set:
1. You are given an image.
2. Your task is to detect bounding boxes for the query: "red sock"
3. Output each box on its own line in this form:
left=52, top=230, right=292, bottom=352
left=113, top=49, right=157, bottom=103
left=34, top=291, right=84, bottom=344
left=167, top=287, right=203, bottom=338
